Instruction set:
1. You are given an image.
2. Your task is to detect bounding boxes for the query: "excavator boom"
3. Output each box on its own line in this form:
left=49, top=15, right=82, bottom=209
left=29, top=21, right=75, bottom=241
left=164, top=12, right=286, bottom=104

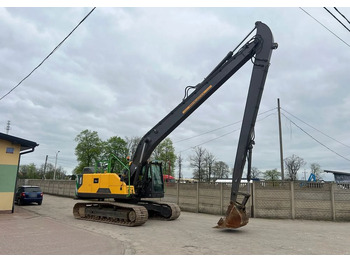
left=130, top=22, right=277, bottom=228
left=216, top=22, right=277, bottom=228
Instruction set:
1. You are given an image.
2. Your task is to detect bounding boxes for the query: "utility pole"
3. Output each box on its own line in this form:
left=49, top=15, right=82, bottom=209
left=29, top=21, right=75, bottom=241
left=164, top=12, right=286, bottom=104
left=43, top=155, right=48, bottom=179
left=277, top=98, right=285, bottom=180
left=54, top=151, right=60, bottom=180
left=178, top=154, right=182, bottom=181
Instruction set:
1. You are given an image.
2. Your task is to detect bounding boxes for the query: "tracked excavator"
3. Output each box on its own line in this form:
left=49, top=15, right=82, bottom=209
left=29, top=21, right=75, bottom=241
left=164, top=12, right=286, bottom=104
left=73, top=21, right=277, bottom=228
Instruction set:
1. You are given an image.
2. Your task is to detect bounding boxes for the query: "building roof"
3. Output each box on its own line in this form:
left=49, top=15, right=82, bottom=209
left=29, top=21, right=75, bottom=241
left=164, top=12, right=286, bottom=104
left=0, top=132, right=39, bottom=152
left=324, top=170, right=350, bottom=176
left=324, top=170, right=350, bottom=183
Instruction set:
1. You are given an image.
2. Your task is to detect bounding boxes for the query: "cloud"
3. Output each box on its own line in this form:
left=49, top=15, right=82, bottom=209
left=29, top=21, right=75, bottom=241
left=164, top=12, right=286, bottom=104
left=1, top=7, right=350, bottom=181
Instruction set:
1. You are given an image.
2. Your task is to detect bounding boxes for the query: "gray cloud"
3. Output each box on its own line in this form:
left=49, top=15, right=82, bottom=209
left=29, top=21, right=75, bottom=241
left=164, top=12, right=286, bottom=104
left=1, top=7, right=349, bottom=181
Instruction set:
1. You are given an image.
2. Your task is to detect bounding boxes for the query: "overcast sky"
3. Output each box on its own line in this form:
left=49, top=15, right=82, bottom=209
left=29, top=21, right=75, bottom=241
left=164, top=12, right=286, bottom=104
left=1, top=2, right=350, bottom=181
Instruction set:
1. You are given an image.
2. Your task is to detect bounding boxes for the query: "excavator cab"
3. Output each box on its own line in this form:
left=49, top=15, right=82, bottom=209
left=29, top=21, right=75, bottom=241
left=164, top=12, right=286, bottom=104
left=137, top=161, right=165, bottom=198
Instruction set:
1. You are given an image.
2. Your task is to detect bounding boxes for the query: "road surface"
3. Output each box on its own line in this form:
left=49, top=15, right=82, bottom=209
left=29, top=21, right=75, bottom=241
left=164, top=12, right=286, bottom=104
left=2, top=194, right=350, bottom=255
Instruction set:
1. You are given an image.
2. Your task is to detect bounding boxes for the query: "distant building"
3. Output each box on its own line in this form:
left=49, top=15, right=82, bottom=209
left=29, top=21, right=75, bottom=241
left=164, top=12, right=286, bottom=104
left=324, top=170, right=350, bottom=183
left=0, top=133, right=38, bottom=213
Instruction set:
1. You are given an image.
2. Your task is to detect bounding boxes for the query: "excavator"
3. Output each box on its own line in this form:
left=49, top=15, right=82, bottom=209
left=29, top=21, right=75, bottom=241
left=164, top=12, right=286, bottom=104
left=73, top=21, right=277, bottom=228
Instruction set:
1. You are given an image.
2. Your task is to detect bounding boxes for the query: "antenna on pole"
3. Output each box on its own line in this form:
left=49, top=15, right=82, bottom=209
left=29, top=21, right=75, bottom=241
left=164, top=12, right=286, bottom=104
left=277, top=98, right=285, bottom=180
left=5, top=120, right=11, bottom=134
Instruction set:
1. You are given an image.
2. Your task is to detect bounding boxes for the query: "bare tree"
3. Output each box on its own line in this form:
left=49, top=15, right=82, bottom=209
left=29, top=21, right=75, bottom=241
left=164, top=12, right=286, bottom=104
left=189, top=147, right=207, bottom=182
left=310, top=162, right=322, bottom=180
left=284, top=154, right=306, bottom=180
left=212, top=161, right=230, bottom=179
left=125, top=136, right=141, bottom=159
left=204, top=151, right=216, bottom=183
left=251, top=167, right=262, bottom=179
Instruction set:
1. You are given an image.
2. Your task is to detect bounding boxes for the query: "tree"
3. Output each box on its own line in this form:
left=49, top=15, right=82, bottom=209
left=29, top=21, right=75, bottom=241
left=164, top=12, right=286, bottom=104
left=212, top=161, right=230, bottom=180
left=19, top=163, right=38, bottom=179
left=125, top=136, right=141, bottom=159
left=204, top=151, right=216, bottom=183
left=38, top=163, right=55, bottom=179
left=102, top=136, right=128, bottom=173
left=151, top=138, right=177, bottom=176
left=19, top=163, right=66, bottom=179
left=284, top=154, right=306, bottom=180
left=263, top=169, right=281, bottom=181
left=189, top=147, right=207, bottom=182
left=251, top=167, right=262, bottom=179
left=53, top=166, right=67, bottom=180
left=74, top=130, right=103, bottom=174
left=310, top=162, right=322, bottom=180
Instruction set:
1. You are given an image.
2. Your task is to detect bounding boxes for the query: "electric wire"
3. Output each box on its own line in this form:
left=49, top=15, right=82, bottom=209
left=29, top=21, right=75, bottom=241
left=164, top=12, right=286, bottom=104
left=299, top=7, right=350, bottom=48
left=174, top=107, right=276, bottom=144
left=323, top=7, right=350, bottom=33
left=0, top=7, right=96, bottom=102
left=177, top=111, right=276, bottom=154
left=281, top=108, right=350, bottom=149
left=281, top=113, right=350, bottom=162
left=334, top=7, right=350, bottom=25
left=178, top=128, right=241, bottom=154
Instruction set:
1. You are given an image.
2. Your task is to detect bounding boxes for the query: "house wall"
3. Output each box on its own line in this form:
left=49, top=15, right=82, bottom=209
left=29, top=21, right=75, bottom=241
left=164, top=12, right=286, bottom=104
left=0, top=140, right=20, bottom=213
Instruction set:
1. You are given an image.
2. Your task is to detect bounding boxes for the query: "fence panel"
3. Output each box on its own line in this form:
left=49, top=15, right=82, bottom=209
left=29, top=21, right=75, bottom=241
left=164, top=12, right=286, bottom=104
left=17, top=179, right=350, bottom=222
left=294, top=182, right=332, bottom=220
left=334, top=184, right=350, bottom=221
left=254, top=181, right=291, bottom=219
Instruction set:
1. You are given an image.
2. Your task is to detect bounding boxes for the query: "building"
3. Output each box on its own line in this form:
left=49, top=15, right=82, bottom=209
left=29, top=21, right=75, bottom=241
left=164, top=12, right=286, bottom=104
left=0, top=132, right=38, bottom=213
left=324, top=170, right=350, bottom=183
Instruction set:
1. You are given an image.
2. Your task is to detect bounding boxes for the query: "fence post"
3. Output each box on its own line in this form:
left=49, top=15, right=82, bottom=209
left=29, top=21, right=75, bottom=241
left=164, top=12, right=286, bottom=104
left=331, top=182, right=336, bottom=221
left=196, top=182, right=199, bottom=213
left=290, top=181, right=295, bottom=219
left=177, top=182, right=180, bottom=206
left=251, top=181, right=256, bottom=218
left=220, top=183, right=223, bottom=215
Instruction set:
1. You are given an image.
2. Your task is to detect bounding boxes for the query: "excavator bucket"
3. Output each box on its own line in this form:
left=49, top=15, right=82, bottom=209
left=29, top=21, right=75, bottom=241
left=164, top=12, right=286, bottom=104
left=215, top=201, right=249, bottom=229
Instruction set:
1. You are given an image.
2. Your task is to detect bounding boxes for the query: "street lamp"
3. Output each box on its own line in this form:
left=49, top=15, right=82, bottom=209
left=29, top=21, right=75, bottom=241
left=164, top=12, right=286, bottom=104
left=53, top=150, right=60, bottom=180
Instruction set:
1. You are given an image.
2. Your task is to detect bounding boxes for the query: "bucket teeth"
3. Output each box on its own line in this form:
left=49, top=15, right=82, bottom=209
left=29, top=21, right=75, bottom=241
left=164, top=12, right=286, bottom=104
left=215, top=201, right=249, bottom=229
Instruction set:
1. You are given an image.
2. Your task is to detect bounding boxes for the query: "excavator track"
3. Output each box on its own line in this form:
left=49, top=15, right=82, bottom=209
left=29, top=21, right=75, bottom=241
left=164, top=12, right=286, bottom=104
left=139, top=200, right=181, bottom=220
left=73, top=201, right=148, bottom=227
left=164, top=202, right=181, bottom=220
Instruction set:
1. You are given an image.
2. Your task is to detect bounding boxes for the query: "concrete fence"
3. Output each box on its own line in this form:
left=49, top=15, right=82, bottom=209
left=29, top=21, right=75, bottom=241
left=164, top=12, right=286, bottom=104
left=18, top=179, right=350, bottom=221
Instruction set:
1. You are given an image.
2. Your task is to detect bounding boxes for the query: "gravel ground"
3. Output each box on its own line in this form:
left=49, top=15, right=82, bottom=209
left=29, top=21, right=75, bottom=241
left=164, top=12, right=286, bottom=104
left=3, top=194, right=350, bottom=255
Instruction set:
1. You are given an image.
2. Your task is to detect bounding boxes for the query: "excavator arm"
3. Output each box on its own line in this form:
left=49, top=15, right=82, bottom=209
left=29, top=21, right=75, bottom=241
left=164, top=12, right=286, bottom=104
left=130, top=21, right=277, bottom=228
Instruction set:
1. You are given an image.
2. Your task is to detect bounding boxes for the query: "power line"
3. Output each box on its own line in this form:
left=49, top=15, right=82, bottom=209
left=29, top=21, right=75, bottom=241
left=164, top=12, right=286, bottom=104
left=334, top=7, right=350, bottom=24
left=323, top=7, right=350, bottom=33
left=178, top=111, right=276, bottom=154
left=299, top=7, right=350, bottom=48
left=174, top=107, right=276, bottom=144
left=0, top=7, right=96, bottom=102
left=281, top=108, right=350, bottom=149
left=178, top=128, right=241, bottom=154
left=281, top=113, right=350, bottom=162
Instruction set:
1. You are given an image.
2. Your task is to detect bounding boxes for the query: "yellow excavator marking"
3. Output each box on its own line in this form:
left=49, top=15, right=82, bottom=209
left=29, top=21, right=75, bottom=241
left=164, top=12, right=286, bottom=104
left=182, top=85, right=212, bottom=114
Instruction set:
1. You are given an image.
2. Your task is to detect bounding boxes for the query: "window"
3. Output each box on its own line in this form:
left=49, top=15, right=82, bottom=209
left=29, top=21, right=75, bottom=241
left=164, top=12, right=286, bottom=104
left=6, top=147, right=14, bottom=154
left=93, top=178, right=99, bottom=183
